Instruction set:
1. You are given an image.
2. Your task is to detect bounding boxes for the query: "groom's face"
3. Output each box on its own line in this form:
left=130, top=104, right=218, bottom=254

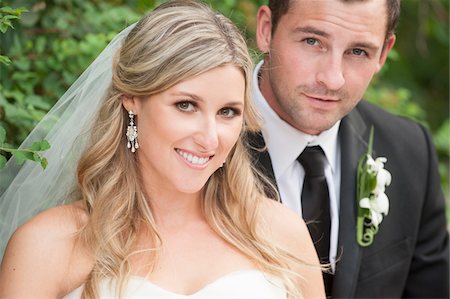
left=257, top=0, right=395, bottom=135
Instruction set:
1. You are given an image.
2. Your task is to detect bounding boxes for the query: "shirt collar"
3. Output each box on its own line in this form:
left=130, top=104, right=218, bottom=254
left=252, top=60, right=340, bottom=179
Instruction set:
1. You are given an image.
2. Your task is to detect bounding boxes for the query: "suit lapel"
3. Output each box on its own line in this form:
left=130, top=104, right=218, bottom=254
left=332, top=106, right=371, bottom=298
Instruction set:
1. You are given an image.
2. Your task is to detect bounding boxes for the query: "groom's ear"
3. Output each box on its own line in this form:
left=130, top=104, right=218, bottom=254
left=256, top=5, right=272, bottom=54
left=121, top=94, right=138, bottom=113
left=375, top=34, right=396, bottom=73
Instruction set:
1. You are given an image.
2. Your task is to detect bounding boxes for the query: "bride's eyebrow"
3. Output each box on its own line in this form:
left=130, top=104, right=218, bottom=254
left=170, top=91, right=244, bottom=108
left=223, top=101, right=244, bottom=108
left=170, top=91, right=204, bottom=102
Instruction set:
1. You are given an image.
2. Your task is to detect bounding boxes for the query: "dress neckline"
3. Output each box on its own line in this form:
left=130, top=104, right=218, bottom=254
left=63, top=269, right=285, bottom=298
left=128, top=269, right=269, bottom=297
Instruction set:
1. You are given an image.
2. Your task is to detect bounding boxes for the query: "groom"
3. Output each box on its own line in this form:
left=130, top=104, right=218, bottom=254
left=249, top=0, right=449, bottom=297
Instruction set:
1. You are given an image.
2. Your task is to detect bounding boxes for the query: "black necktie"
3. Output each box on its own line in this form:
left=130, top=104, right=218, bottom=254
left=297, top=146, right=333, bottom=295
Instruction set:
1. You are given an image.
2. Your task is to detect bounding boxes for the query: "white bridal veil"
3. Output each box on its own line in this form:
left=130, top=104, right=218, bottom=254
left=0, top=24, right=135, bottom=258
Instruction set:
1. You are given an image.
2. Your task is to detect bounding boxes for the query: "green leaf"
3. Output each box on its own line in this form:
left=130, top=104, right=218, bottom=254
left=0, top=126, right=5, bottom=144
left=35, top=37, right=47, bottom=54
left=11, top=150, right=33, bottom=165
left=0, top=7, right=18, bottom=15
left=0, top=55, right=11, bottom=65
left=0, top=6, right=28, bottom=17
left=0, top=23, right=8, bottom=33
left=3, top=15, right=19, bottom=21
left=0, top=19, right=12, bottom=32
left=0, top=155, right=6, bottom=169
left=33, top=152, right=41, bottom=162
left=30, top=141, right=40, bottom=151
left=40, top=157, right=48, bottom=169
left=25, top=95, right=52, bottom=110
left=13, top=57, right=31, bottom=72
left=367, top=126, right=374, bottom=156
left=30, top=140, right=51, bottom=151
left=39, top=140, right=51, bottom=151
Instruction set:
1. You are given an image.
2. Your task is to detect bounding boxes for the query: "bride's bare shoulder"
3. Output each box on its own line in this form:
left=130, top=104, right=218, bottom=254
left=258, top=197, right=310, bottom=248
left=258, top=197, right=326, bottom=298
left=3, top=200, right=89, bottom=261
left=258, top=197, right=321, bottom=266
left=13, top=200, right=88, bottom=239
left=0, top=201, right=90, bottom=298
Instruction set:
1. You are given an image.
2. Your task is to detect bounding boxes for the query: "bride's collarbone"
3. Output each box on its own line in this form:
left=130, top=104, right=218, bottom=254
left=128, top=230, right=256, bottom=295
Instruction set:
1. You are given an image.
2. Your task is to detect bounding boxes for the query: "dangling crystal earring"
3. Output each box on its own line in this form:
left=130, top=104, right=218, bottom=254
left=126, top=110, right=139, bottom=153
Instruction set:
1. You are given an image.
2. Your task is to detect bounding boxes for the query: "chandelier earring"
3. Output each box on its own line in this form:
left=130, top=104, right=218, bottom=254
left=126, top=110, right=139, bottom=153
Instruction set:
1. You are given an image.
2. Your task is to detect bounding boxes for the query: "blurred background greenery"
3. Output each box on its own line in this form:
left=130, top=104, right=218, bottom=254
left=0, top=0, right=449, bottom=214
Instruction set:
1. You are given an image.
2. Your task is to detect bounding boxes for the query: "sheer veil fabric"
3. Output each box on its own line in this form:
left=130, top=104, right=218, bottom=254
left=0, top=24, right=135, bottom=259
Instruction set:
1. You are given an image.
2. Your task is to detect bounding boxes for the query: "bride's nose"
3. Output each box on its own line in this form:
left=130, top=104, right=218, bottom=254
left=194, top=115, right=219, bottom=151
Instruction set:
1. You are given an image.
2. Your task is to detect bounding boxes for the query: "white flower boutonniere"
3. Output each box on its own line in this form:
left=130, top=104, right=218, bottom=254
left=356, top=127, right=392, bottom=247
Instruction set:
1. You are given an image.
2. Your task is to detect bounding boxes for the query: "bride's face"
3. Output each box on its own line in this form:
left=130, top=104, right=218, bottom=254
left=123, top=65, right=245, bottom=196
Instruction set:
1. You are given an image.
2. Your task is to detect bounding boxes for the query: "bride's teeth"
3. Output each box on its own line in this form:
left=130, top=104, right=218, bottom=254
left=176, top=149, right=209, bottom=165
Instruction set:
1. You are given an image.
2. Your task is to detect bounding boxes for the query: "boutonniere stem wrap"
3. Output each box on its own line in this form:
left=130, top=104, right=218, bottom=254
left=356, top=127, right=392, bottom=247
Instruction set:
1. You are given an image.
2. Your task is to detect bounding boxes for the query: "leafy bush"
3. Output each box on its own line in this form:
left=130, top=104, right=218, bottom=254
left=0, top=1, right=141, bottom=148
left=0, top=4, right=50, bottom=168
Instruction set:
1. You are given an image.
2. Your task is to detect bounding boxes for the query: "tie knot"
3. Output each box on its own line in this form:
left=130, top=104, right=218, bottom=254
left=297, top=146, right=326, bottom=177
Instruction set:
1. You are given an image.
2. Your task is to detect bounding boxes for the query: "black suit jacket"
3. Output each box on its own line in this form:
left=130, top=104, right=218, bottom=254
left=248, top=100, right=449, bottom=298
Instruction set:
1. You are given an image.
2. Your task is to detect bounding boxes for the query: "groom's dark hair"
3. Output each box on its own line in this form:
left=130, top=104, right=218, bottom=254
left=268, top=0, right=400, bottom=40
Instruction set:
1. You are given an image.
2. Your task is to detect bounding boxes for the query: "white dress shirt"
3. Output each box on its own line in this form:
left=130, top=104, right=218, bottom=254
left=252, top=61, right=341, bottom=270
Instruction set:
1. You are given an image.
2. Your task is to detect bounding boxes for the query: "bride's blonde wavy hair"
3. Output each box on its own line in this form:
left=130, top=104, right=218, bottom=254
left=75, top=1, right=306, bottom=298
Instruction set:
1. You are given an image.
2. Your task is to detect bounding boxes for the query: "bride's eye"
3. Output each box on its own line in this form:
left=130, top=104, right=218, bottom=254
left=176, top=101, right=196, bottom=112
left=218, top=107, right=241, bottom=118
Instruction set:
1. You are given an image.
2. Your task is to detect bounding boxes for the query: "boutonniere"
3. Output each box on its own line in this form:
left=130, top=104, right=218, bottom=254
left=356, top=127, right=392, bottom=247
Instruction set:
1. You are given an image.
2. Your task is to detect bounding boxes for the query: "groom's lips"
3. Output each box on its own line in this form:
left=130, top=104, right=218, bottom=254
left=303, top=93, right=340, bottom=109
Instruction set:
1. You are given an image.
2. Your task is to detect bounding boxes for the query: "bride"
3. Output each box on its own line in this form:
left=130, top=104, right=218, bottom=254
left=0, top=1, right=324, bottom=298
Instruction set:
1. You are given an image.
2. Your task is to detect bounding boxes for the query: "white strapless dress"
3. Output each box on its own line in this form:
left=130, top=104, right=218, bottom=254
left=62, top=270, right=287, bottom=298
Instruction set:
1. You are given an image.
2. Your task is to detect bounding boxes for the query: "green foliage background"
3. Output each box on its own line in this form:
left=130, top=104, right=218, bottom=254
left=0, top=0, right=449, bottom=207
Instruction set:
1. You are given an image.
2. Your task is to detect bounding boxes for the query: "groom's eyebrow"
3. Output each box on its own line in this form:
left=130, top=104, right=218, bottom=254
left=349, top=41, right=379, bottom=52
left=292, top=26, right=329, bottom=38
